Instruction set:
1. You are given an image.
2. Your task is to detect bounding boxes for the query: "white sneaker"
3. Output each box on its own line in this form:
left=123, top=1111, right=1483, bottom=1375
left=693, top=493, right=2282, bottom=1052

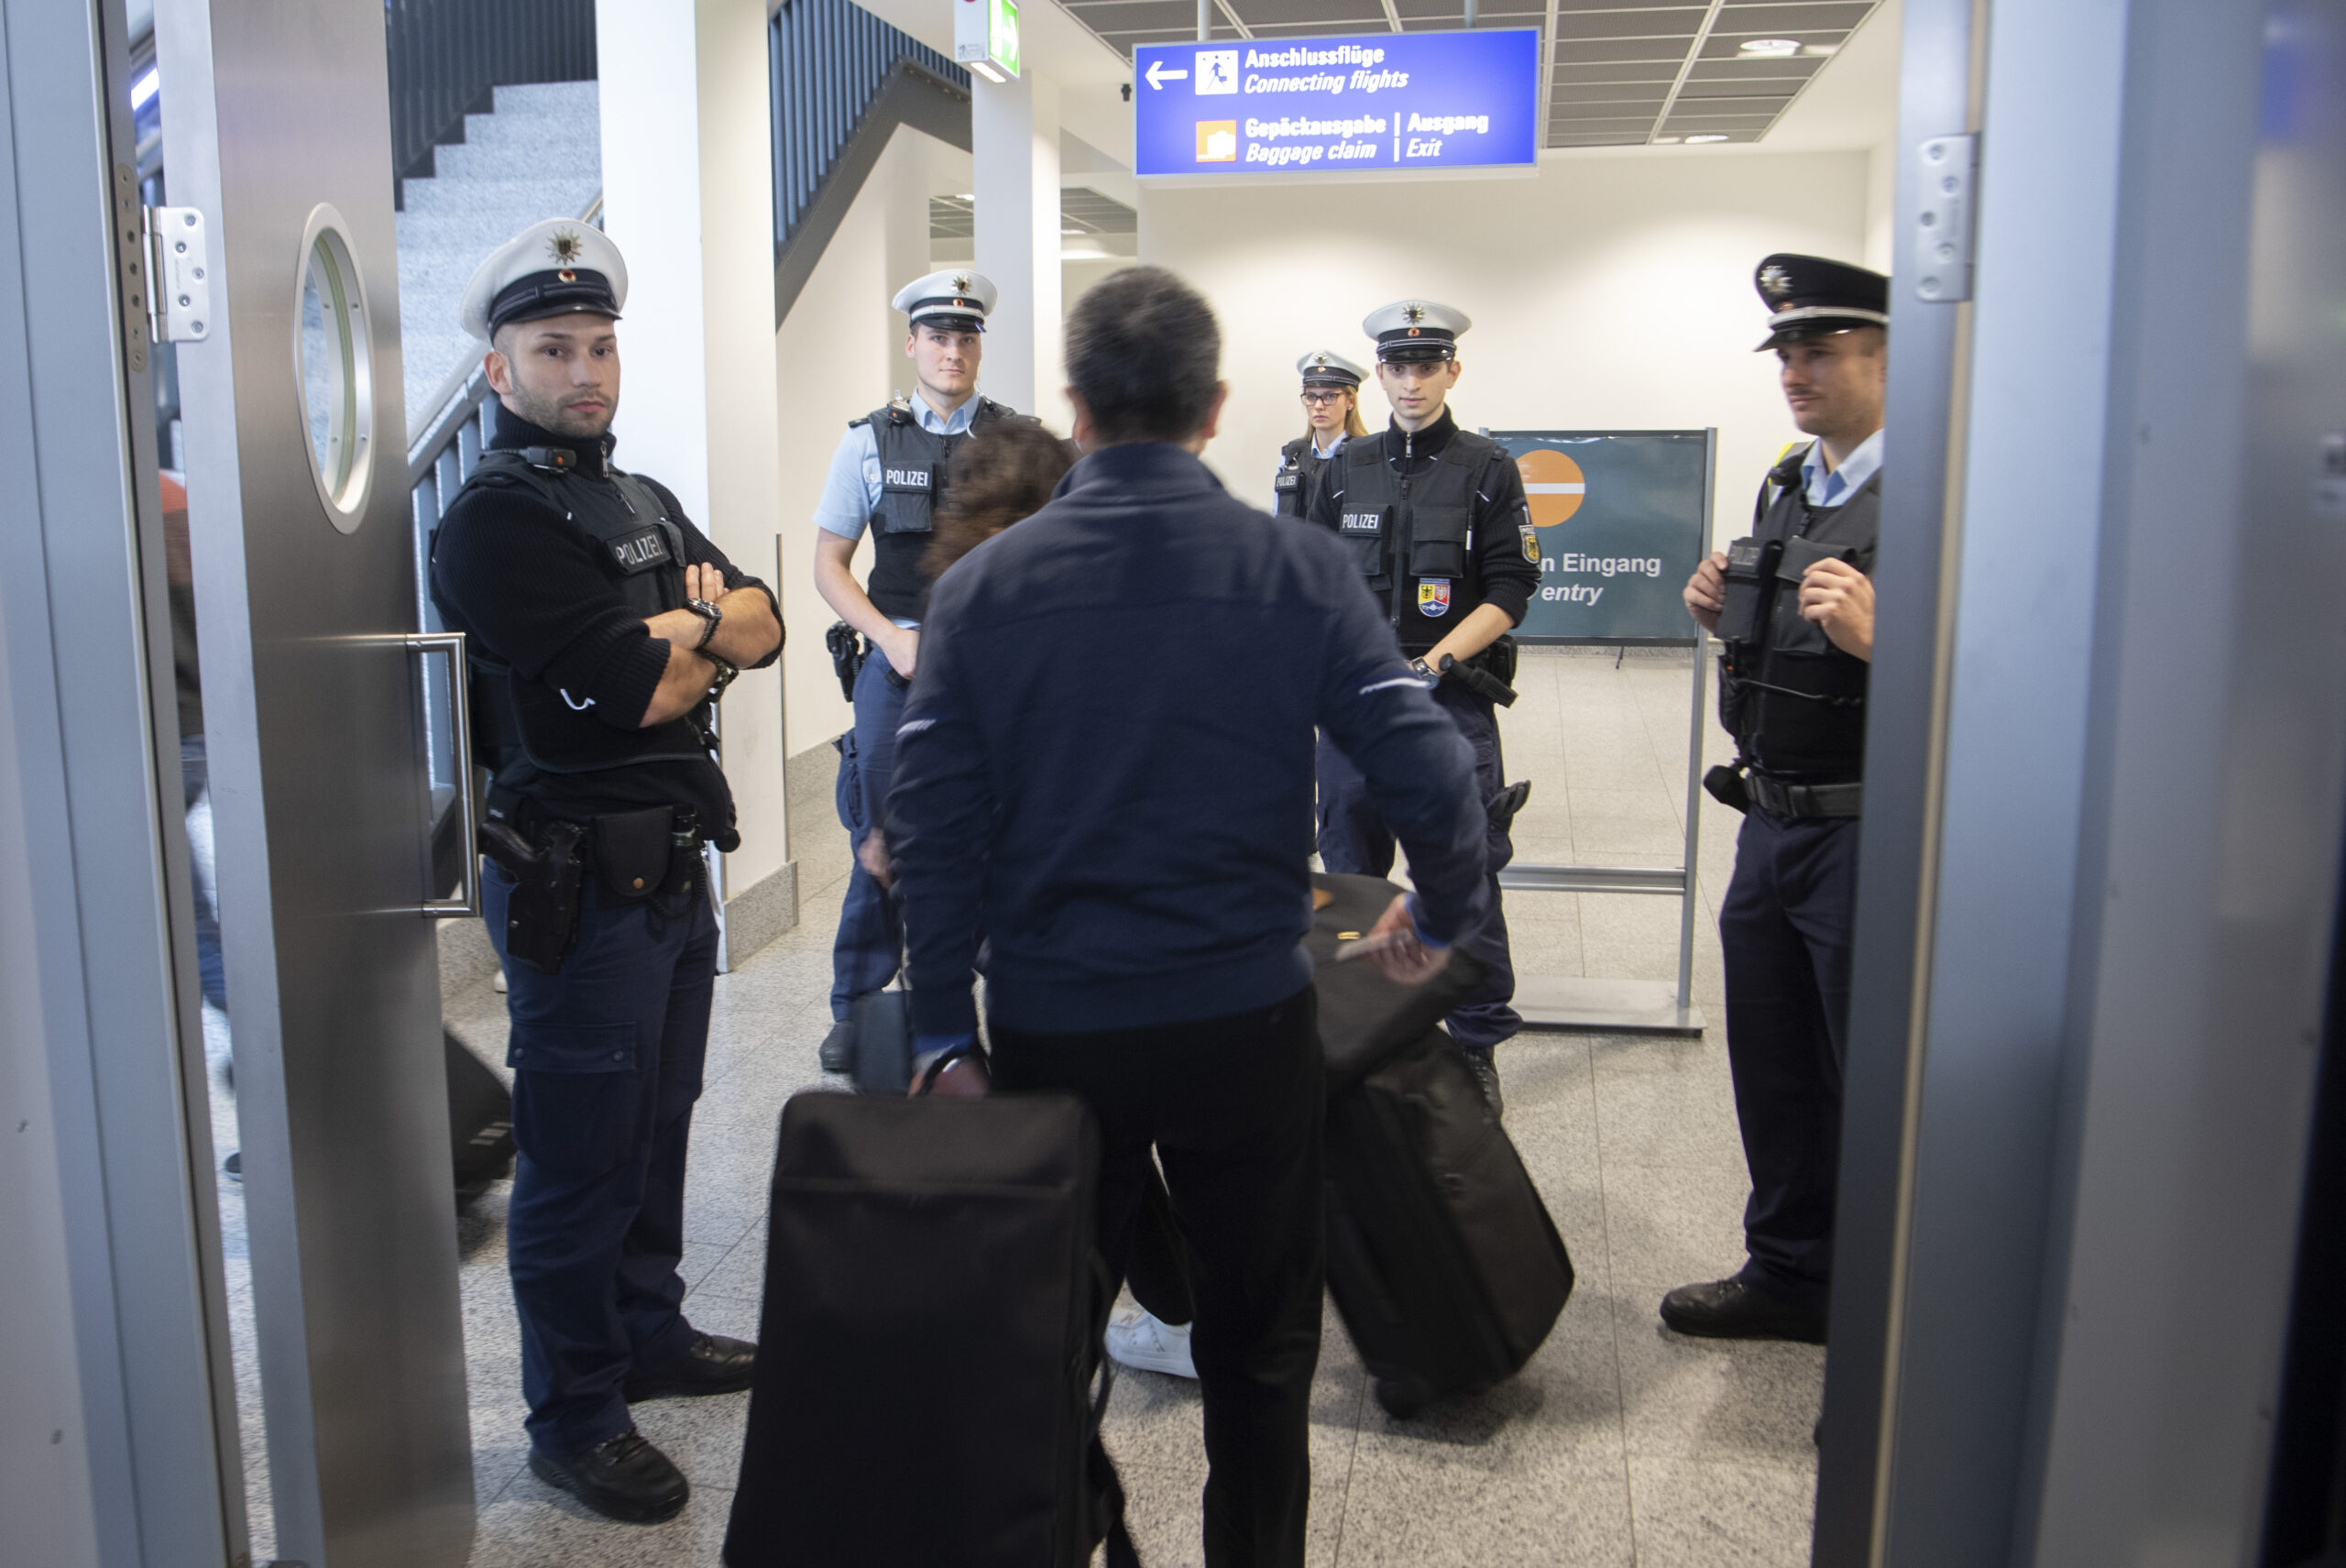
left=1104, top=1306, right=1198, bottom=1380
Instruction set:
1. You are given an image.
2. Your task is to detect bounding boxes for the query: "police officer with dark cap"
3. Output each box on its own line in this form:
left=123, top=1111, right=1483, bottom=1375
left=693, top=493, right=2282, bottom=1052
left=810, top=269, right=1020, bottom=1072
left=1271, top=348, right=1367, bottom=517
left=1305, top=299, right=1540, bottom=1113
left=431, top=218, right=784, bottom=1521
left=1666, top=253, right=1887, bottom=1344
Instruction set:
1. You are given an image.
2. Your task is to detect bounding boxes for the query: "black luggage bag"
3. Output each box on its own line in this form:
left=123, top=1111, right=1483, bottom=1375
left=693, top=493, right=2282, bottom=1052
left=1323, top=1036, right=1576, bottom=1420
left=723, top=1091, right=1133, bottom=1568
left=1306, top=874, right=1573, bottom=1418
left=445, top=1030, right=515, bottom=1204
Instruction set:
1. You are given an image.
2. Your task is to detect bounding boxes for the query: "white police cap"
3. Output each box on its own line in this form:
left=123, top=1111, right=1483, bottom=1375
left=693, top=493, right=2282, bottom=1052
left=1363, top=299, right=1471, bottom=363
left=892, top=269, right=998, bottom=333
left=1296, top=349, right=1367, bottom=389
left=460, top=218, right=629, bottom=341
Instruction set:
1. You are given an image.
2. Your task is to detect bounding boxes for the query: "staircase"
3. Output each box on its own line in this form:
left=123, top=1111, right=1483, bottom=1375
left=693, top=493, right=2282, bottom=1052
left=395, top=80, right=601, bottom=439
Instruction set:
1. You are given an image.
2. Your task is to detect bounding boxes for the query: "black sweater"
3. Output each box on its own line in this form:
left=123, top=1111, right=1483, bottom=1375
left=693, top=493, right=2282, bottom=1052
left=430, top=410, right=778, bottom=846
left=889, top=442, right=1490, bottom=1038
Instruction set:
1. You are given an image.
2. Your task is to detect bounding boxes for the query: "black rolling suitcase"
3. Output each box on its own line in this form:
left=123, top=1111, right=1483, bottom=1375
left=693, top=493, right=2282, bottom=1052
left=1323, top=1035, right=1574, bottom=1418
left=723, top=1090, right=1135, bottom=1568
left=444, top=1030, right=514, bottom=1204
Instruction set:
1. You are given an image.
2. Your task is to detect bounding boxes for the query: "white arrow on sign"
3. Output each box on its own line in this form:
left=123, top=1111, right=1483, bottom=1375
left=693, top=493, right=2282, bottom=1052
left=1145, top=59, right=1189, bottom=89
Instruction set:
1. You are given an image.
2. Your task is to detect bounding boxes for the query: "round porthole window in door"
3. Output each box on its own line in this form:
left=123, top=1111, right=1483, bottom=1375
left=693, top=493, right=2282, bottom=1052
left=294, top=204, right=374, bottom=531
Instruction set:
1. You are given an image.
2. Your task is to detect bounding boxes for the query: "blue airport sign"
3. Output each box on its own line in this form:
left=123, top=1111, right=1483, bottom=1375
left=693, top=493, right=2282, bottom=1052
left=1133, top=29, right=1540, bottom=178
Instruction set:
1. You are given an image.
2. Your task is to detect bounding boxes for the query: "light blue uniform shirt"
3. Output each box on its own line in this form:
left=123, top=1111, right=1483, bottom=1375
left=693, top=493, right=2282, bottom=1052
left=814, top=389, right=982, bottom=628
left=1801, top=427, right=1884, bottom=509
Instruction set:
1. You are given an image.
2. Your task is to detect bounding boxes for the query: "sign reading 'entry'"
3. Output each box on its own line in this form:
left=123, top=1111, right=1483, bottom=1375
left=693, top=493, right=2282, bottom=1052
left=1487, top=430, right=1714, bottom=645
left=1133, top=29, right=1539, bottom=178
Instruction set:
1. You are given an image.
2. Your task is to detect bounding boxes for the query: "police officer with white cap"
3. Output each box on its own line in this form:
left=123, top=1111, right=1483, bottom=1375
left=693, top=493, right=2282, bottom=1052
left=1666, top=253, right=1888, bottom=1346
left=810, top=270, right=1021, bottom=1071
left=430, top=218, right=784, bottom=1523
left=1305, top=300, right=1540, bottom=1113
left=1272, top=349, right=1368, bottom=517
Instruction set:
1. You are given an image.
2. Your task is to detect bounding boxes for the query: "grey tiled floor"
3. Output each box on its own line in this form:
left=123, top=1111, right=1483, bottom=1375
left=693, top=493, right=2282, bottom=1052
left=215, top=646, right=1819, bottom=1565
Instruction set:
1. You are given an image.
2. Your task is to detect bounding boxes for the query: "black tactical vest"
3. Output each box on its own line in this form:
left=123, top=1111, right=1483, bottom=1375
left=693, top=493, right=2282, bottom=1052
left=1717, top=444, right=1880, bottom=781
left=1329, top=426, right=1503, bottom=648
left=858, top=395, right=1011, bottom=620
left=450, top=449, right=711, bottom=782
left=1274, top=435, right=1339, bottom=519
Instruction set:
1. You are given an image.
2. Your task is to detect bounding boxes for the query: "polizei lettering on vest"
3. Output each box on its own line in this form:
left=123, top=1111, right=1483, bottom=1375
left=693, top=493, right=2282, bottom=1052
left=883, top=467, right=932, bottom=488
left=609, top=529, right=671, bottom=570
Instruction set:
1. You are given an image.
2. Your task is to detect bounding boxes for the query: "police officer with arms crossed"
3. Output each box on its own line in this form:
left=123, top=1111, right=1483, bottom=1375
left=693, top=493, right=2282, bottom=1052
left=810, top=270, right=1018, bottom=1071
left=431, top=219, right=784, bottom=1521
left=1306, top=300, right=1540, bottom=1113
left=1271, top=349, right=1368, bottom=517
left=1667, top=254, right=1886, bottom=1344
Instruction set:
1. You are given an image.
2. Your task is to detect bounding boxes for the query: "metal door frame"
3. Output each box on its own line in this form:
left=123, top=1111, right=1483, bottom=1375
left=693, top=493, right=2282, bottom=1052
left=1819, top=0, right=2341, bottom=1562
left=0, top=0, right=247, bottom=1563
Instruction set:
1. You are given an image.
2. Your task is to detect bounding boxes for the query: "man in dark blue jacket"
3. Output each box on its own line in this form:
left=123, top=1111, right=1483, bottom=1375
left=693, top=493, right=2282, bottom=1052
left=887, top=267, right=1488, bottom=1568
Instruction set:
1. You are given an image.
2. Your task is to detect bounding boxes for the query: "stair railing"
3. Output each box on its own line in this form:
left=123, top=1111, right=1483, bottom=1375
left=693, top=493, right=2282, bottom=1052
left=771, top=0, right=971, bottom=322
left=387, top=0, right=599, bottom=195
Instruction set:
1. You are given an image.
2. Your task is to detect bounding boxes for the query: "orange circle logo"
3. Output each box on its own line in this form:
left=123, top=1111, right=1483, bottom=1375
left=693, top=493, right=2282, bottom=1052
left=1516, top=449, right=1587, bottom=527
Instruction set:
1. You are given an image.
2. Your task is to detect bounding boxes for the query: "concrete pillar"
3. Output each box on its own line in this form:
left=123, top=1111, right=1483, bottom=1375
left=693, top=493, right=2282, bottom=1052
left=597, top=0, right=795, bottom=959
left=971, top=71, right=1064, bottom=424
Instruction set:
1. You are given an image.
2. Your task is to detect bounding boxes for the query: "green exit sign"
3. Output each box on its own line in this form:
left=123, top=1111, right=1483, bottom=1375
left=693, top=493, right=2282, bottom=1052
left=956, top=0, right=1019, bottom=82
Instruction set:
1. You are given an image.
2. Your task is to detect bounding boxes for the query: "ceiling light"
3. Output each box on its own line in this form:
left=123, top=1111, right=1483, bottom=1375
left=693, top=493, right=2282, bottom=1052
left=969, top=59, right=1006, bottom=83
left=1685, top=134, right=1730, bottom=144
left=1652, top=135, right=1683, bottom=145
left=1738, top=38, right=1803, bottom=56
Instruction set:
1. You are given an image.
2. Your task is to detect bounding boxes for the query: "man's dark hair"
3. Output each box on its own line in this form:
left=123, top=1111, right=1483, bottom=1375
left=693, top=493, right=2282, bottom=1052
left=1064, top=267, right=1221, bottom=444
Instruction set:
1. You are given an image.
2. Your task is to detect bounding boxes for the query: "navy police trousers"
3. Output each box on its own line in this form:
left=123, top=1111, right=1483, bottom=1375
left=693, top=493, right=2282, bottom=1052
left=486, top=861, right=718, bottom=1456
left=1718, top=807, right=1858, bottom=1308
left=830, top=641, right=906, bottom=1018
left=1316, top=679, right=1519, bottom=1049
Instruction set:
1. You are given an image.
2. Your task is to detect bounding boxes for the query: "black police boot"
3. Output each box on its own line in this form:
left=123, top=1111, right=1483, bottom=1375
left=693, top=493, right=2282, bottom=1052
left=622, top=1332, right=757, bottom=1403
left=818, top=1017, right=855, bottom=1075
left=528, top=1430, right=688, bottom=1524
left=1455, top=1043, right=1503, bottom=1121
left=1658, top=1277, right=1827, bottom=1344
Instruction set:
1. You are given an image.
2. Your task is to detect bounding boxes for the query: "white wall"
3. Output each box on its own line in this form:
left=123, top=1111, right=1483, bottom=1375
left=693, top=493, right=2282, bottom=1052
left=774, top=124, right=943, bottom=760
left=598, top=0, right=791, bottom=900
left=1141, top=149, right=1872, bottom=542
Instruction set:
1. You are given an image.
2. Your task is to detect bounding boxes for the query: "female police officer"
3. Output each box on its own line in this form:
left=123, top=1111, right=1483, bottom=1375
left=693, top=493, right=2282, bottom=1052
left=1305, top=300, right=1540, bottom=1113
left=431, top=218, right=784, bottom=1522
left=1271, top=349, right=1367, bottom=517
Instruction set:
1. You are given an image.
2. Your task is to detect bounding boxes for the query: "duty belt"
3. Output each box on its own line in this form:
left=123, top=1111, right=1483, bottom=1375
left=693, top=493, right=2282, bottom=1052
left=1747, top=773, right=1863, bottom=819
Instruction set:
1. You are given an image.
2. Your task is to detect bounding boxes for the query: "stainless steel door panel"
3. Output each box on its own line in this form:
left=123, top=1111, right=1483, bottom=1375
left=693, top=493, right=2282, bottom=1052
left=157, top=0, right=473, bottom=1563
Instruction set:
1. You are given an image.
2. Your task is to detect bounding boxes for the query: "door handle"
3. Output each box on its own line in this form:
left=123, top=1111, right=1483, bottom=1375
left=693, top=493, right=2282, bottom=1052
left=408, top=630, right=477, bottom=918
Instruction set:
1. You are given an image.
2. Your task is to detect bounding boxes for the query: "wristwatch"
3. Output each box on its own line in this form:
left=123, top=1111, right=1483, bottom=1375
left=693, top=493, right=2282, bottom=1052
left=705, top=653, right=740, bottom=701
left=1409, top=657, right=1441, bottom=683
left=685, top=598, right=723, bottom=650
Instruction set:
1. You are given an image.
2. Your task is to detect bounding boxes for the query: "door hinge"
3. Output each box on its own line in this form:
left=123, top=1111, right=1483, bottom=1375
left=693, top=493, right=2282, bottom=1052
left=143, top=203, right=213, bottom=345
left=111, top=164, right=148, bottom=374
left=1913, top=134, right=1979, bottom=303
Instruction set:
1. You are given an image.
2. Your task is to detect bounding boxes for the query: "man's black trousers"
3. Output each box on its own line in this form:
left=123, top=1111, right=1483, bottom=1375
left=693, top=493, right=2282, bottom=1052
left=1718, top=806, right=1858, bottom=1309
left=485, top=862, right=718, bottom=1456
left=991, top=988, right=1323, bottom=1568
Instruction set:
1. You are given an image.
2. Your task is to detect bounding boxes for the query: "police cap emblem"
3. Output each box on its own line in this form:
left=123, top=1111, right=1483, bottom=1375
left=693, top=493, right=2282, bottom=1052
left=547, top=229, right=586, bottom=265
